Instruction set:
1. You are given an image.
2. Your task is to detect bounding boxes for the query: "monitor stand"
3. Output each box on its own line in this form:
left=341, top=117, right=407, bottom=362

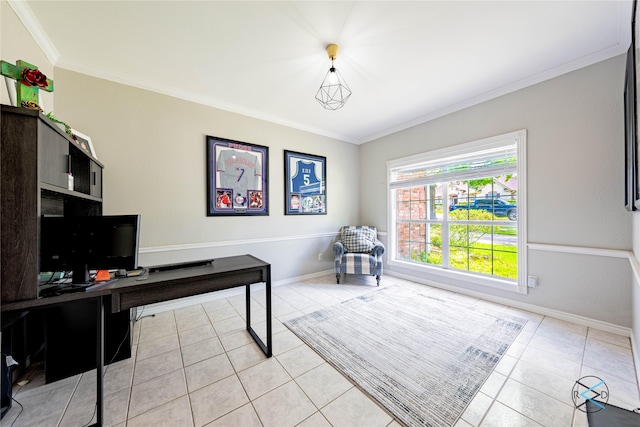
left=72, top=263, right=91, bottom=285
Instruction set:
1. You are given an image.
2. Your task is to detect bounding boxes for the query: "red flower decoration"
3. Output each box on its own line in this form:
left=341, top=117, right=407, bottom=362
left=21, top=68, right=49, bottom=88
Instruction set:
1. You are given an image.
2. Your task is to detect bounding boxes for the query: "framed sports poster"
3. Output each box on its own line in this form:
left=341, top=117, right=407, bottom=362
left=206, top=135, right=268, bottom=216
left=284, top=150, right=326, bottom=215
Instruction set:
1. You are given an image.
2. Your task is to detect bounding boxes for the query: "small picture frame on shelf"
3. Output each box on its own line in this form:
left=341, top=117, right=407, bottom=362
left=284, top=150, right=326, bottom=215
left=4, top=76, right=17, bottom=106
left=71, top=129, right=97, bottom=159
left=206, top=135, right=269, bottom=216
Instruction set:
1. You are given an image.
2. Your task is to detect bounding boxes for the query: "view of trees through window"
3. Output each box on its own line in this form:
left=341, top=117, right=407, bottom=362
left=395, top=175, right=518, bottom=280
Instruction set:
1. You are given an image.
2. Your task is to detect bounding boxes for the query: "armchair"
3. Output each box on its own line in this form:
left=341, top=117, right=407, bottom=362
left=333, top=226, right=385, bottom=286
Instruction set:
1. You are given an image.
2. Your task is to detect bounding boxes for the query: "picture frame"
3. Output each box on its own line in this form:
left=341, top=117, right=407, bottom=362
left=625, top=43, right=637, bottom=211
left=632, top=0, right=640, bottom=210
left=71, top=128, right=97, bottom=159
left=284, top=150, right=326, bottom=215
left=206, top=135, right=268, bottom=216
left=4, top=76, right=17, bottom=106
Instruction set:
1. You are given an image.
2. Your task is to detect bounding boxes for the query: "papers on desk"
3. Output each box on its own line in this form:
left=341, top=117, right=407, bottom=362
left=126, top=268, right=146, bottom=277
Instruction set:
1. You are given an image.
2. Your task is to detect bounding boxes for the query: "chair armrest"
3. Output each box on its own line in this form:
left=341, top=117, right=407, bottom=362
left=333, top=241, right=345, bottom=257
left=372, top=241, right=385, bottom=257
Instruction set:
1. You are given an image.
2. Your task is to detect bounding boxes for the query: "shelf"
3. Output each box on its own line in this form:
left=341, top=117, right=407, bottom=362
left=40, top=183, right=103, bottom=203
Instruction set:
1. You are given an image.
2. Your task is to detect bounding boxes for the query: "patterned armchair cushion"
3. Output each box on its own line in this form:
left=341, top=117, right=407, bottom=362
left=341, top=227, right=377, bottom=253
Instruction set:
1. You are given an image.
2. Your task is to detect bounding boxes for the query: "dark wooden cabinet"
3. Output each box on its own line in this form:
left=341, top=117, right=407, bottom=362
left=1, top=105, right=104, bottom=302
left=90, top=160, right=103, bottom=198
left=1, top=105, right=130, bottom=385
left=38, top=122, right=69, bottom=189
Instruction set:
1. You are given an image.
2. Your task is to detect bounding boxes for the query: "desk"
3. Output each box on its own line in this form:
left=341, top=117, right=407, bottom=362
left=1, top=254, right=272, bottom=426
left=110, top=254, right=272, bottom=357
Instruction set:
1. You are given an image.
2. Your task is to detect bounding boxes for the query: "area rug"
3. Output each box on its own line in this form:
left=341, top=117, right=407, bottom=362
left=284, top=286, right=527, bottom=427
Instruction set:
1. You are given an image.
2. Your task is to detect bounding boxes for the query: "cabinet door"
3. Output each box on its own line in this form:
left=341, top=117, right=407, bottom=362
left=1, top=110, right=39, bottom=302
left=44, top=301, right=131, bottom=383
left=38, top=122, right=69, bottom=188
left=90, top=161, right=103, bottom=198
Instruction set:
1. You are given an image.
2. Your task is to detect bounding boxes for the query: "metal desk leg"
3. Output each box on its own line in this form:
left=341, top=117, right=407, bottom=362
left=245, top=282, right=251, bottom=336
left=246, top=266, right=272, bottom=357
left=265, top=265, right=272, bottom=357
left=95, top=296, right=104, bottom=426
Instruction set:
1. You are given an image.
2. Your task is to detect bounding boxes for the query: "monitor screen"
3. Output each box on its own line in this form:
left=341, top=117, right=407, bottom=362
left=85, top=215, right=140, bottom=270
left=40, top=217, right=72, bottom=273
left=40, top=215, right=140, bottom=284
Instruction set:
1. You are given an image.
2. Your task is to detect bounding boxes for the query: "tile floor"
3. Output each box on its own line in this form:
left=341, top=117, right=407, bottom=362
left=2, top=274, right=639, bottom=427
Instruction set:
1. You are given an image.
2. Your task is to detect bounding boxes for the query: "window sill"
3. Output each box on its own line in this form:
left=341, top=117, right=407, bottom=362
left=387, top=259, right=524, bottom=294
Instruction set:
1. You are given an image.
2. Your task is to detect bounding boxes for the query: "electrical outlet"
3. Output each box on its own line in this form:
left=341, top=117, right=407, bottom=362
left=318, top=253, right=323, bottom=261
left=528, top=275, right=538, bottom=288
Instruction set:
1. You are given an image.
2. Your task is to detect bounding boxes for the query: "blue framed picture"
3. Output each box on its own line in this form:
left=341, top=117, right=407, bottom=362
left=284, top=150, right=326, bottom=215
left=206, top=135, right=268, bottom=216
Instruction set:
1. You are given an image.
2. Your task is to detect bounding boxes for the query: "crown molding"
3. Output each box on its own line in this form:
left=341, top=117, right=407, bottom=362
left=8, top=0, right=60, bottom=65
left=53, top=56, right=360, bottom=145
left=360, top=42, right=629, bottom=144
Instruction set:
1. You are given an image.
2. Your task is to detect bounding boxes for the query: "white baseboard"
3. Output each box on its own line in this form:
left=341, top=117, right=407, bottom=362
left=140, top=266, right=640, bottom=388
left=386, top=270, right=633, bottom=338
left=142, top=265, right=630, bottom=336
left=139, top=268, right=334, bottom=316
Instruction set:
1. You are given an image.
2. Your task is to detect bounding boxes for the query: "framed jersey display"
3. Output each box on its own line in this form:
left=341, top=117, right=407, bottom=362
left=206, top=136, right=269, bottom=216
left=284, top=150, right=326, bottom=215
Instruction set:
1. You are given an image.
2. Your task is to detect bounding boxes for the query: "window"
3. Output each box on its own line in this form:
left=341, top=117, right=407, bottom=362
left=388, top=130, right=527, bottom=293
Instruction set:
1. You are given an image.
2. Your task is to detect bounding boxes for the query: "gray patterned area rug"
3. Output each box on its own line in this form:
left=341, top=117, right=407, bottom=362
left=285, top=286, right=527, bottom=427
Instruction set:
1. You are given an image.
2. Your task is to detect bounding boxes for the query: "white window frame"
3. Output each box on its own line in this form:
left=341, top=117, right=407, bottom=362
left=387, top=130, right=527, bottom=294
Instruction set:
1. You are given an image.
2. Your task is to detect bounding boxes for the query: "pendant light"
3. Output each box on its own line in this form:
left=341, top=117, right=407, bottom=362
left=315, top=44, right=352, bottom=110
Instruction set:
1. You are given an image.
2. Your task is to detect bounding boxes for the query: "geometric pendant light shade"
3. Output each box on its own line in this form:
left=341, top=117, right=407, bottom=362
left=315, top=44, right=352, bottom=110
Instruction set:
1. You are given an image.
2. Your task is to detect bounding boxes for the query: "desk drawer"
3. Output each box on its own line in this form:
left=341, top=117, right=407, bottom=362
left=112, top=269, right=266, bottom=312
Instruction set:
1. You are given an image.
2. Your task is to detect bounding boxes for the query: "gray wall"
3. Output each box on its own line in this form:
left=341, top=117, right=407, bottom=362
left=50, top=69, right=360, bottom=281
left=360, top=55, right=633, bottom=327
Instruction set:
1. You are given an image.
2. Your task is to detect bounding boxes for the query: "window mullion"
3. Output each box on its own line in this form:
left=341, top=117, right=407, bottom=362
left=442, top=181, right=450, bottom=268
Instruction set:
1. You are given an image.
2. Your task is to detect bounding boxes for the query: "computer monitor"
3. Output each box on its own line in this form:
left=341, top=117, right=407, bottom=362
left=40, top=215, right=141, bottom=284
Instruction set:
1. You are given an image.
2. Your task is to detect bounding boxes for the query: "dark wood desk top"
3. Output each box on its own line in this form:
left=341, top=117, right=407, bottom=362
left=1, top=287, right=111, bottom=312
left=109, top=254, right=270, bottom=312
left=111, top=254, right=268, bottom=290
left=1, top=255, right=270, bottom=314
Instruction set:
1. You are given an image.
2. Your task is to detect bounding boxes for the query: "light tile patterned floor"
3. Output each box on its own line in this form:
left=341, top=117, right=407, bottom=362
left=3, top=274, right=639, bottom=427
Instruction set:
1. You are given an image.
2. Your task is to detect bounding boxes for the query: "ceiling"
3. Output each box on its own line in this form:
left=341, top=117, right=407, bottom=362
left=10, top=1, right=634, bottom=144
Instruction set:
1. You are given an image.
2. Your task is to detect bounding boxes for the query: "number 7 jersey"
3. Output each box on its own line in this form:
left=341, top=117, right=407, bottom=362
left=217, top=150, right=262, bottom=200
